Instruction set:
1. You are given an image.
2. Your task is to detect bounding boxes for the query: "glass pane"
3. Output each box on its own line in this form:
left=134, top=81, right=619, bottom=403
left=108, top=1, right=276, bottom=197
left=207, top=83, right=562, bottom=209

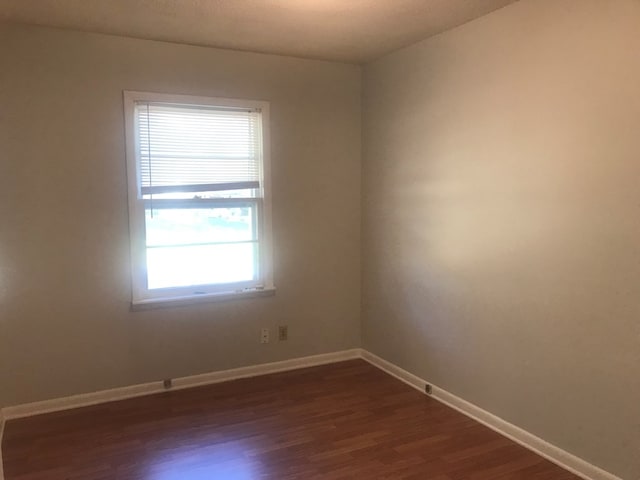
left=145, top=207, right=255, bottom=247
left=143, top=189, right=256, bottom=200
left=146, top=243, right=256, bottom=289
left=143, top=206, right=258, bottom=289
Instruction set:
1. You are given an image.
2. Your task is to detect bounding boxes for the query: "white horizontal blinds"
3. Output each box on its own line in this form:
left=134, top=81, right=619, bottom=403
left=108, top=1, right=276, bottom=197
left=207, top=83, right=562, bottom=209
left=136, top=102, right=261, bottom=196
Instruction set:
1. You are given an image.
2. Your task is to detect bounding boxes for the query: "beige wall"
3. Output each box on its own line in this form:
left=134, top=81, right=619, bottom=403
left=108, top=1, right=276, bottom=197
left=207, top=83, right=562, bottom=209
left=0, top=24, right=361, bottom=407
left=362, top=0, right=640, bottom=478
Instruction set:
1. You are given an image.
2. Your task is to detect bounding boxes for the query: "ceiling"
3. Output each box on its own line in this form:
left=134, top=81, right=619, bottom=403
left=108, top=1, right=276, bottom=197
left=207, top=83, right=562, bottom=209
left=0, top=0, right=520, bottom=63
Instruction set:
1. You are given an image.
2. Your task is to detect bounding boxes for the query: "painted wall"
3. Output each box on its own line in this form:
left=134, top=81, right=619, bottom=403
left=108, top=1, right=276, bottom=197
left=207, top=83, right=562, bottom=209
left=362, top=1, right=640, bottom=478
left=0, top=24, right=362, bottom=407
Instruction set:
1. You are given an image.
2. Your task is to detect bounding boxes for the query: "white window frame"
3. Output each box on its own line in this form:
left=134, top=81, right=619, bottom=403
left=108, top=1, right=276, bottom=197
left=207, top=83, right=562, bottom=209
left=124, top=91, right=275, bottom=309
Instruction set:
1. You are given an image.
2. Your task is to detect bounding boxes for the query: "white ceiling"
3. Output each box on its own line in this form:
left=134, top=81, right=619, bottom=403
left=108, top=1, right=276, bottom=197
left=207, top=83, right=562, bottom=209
left=0, top=0, right=520, bottom=63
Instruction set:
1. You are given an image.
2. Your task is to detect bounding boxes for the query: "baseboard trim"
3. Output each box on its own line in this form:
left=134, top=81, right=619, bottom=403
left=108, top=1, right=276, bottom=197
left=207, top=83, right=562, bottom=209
left=1, top=349, right=361, bottom=420
left=360, top=350, right=622, bottom=480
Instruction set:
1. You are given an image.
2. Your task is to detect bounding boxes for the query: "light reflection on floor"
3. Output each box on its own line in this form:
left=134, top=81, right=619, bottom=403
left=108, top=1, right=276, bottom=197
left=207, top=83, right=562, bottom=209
left=146, top=443, right=262, bottom=480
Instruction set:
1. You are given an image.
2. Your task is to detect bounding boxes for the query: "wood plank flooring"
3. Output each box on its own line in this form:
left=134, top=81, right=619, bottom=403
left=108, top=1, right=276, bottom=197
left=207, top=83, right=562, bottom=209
left=2, top=360, right=579, bottom=479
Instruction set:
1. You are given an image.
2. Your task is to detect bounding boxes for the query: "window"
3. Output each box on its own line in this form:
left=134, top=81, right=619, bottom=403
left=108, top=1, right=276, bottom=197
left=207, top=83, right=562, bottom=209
left=124, top=91, right=274, bottom=308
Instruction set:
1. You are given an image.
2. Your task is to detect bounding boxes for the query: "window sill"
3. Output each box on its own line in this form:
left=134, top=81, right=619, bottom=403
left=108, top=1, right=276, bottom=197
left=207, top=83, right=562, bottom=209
left=131, top=287, right=276, bottom=311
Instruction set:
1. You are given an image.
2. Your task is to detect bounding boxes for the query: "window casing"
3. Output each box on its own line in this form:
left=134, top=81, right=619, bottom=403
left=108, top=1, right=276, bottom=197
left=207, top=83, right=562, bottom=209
left=124, top=91, right=274, bottom=308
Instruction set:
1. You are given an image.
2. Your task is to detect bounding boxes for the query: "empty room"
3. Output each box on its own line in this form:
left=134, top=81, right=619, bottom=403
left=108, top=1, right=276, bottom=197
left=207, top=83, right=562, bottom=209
left=0, top=0, right=638, bottom=479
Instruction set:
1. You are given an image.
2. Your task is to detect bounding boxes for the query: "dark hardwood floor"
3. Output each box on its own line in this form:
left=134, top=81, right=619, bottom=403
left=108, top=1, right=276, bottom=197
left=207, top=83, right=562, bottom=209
left=2, top=360, right=579, bottom=479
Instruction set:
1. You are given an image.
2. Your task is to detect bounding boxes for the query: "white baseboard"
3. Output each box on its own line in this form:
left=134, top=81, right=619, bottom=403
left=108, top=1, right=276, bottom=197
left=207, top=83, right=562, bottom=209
left=1, top=349, right=361, bottom=420
left=360, top=350, right=622, bottom=480
left=0, top=348, right=622, bottom=480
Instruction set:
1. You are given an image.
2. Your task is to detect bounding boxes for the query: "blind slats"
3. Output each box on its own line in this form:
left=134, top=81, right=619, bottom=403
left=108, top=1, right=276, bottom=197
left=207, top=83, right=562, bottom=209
left=136, top=103, right=261, bottom=195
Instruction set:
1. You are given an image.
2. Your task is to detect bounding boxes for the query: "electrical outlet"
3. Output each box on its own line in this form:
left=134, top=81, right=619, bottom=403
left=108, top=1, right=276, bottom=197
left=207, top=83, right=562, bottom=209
left=425, top=384, right=432, bottom=395
left=163, top=379, right=172, bottom=389
left=278, top=325, right=288, bottom=341
left=261, top=328, right=270, bottom=344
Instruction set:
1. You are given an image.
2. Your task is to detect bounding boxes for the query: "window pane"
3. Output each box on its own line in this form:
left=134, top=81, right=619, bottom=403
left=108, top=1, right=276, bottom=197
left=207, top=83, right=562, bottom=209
left=144, top=206, right=257, bottom=289
left=146, top=243, right=256, bottom=289
left=145, top=207, right=255, bottom=247
left=143, top=188, right=255, bottom=200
